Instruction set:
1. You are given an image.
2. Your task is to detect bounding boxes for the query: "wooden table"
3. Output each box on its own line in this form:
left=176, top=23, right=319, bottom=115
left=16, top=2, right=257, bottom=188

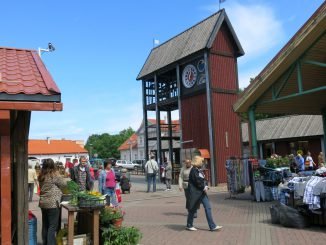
left=61, top=204, right=100, bottom=245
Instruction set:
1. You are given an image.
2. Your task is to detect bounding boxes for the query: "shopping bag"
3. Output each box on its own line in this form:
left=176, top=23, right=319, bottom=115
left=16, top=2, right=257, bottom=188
left=33, top=185, right=38, bottom=194
left=115, top=183, right=122, bottom=203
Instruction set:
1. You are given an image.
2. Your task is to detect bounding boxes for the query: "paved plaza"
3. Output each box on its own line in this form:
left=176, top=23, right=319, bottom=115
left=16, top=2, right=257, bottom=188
left=29, top=175, right=326, bottom=245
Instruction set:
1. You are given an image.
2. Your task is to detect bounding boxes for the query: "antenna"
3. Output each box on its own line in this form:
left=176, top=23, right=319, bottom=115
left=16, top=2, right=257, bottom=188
left=38, top=42, right=56, bottom=57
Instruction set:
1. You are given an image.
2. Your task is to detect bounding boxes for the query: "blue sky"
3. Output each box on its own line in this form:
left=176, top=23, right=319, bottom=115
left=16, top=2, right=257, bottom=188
left=1, top=0, right=323, bottom=141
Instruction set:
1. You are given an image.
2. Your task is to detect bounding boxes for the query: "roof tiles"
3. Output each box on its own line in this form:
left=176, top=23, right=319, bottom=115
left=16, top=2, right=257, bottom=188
left=0, top=47, right=60, bottom=96
left=28, top=139, right=88, bottom=155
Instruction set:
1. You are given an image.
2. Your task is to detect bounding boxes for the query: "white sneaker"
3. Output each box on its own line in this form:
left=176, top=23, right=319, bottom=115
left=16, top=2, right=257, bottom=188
left=210, top=225, right=223, bottom=231
left=186, top=227, right=197, bottom=231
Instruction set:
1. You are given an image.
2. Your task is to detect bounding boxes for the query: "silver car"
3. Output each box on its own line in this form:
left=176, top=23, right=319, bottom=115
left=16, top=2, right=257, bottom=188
left=116, top=160, right=140, bottom=170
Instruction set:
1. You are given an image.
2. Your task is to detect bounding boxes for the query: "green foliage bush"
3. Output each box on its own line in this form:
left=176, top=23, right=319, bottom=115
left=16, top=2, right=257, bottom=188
left=101, top=226, right=142, bottom=245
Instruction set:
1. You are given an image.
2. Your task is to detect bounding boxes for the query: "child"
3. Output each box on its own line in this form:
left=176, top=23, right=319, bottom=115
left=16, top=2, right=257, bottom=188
left=120, top=168, right=131, bottom=194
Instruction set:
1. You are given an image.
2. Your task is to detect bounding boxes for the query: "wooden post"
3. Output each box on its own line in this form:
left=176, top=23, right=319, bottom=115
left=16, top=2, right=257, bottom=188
left=12, top=111, right=31, bottom=245
left=92, top=209, right=100, bottom=245
left=0, top=110, right=11, bottom=245
left=142, top=80, right=149, bottom=160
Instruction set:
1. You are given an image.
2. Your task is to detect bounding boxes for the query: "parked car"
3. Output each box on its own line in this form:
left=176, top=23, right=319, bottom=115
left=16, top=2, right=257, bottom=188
left=116, top=160, right=140, bottom=170
left=132, top=159, right=146, bottom=171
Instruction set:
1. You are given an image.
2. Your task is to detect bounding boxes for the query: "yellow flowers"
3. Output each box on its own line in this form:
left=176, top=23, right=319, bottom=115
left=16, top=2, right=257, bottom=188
left=88, top=191, right=102, bottom=197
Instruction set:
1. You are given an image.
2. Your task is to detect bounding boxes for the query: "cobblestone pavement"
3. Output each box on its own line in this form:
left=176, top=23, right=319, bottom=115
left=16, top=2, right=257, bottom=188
left=29, top=174, right=326, bottom=245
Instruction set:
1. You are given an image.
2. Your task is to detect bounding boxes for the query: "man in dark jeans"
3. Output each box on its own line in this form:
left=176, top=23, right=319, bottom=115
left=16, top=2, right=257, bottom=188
left=145, top=156, right=159, bottom=192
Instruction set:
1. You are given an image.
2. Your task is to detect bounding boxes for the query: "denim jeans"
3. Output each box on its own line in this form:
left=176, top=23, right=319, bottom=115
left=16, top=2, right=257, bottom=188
left=104, top=187, right=118, bottom=206
left=41, top=208, right=60, bottom=245
left=147, top=173, right=156, bottom=192
left=187, top=194, right=216, bottom=230
left=28, top=183, right=34, bottom=201
left=166, top=179, right=171, bottom=189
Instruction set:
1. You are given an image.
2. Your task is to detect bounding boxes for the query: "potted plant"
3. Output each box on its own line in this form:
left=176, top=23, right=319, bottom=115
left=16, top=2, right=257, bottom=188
left=100, top=206, right=125, bottom=228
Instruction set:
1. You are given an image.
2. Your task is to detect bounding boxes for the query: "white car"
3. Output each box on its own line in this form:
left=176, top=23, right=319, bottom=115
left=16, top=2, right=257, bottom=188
left=115, top=160, right=140, bottom=170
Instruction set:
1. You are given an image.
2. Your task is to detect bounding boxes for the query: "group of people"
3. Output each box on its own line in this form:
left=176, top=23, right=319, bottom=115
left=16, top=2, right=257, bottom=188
left=290, top=151, right=325, bottom=172
left=144, top=155, right=222, bottom=231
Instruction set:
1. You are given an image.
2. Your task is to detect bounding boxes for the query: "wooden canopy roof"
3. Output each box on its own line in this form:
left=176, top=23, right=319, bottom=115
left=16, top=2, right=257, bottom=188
left=137, top=9, right=244, bottom=80
left=0, top=47, right=62, bottom=111
left=234, top=3, right=325, bottom=115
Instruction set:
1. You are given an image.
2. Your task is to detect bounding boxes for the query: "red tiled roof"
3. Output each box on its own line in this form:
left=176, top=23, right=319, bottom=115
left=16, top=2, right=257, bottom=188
left=148, top=119, right=180, bottom=132
left=118, top=133, right=138, bottom=151
left=28, top=139, right=88, bottom=155
left=0, top=47, right=60, bottom=95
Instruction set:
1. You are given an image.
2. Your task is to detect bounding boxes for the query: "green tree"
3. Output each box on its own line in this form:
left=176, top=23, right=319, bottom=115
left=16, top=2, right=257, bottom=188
left=85, top=127, right=135, bottom=159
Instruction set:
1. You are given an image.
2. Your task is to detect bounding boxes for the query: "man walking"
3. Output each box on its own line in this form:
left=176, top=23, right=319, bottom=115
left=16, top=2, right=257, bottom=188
left=145, top=156, right=159, bottom=193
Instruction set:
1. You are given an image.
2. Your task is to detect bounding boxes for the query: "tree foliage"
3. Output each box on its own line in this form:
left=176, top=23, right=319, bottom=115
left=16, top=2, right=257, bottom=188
left=85, top=127, right=135, bottom=159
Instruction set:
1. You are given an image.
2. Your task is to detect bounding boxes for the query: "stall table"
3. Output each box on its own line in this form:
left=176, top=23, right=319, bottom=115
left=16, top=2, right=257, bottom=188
left=61, top=204, right=100, bottom=245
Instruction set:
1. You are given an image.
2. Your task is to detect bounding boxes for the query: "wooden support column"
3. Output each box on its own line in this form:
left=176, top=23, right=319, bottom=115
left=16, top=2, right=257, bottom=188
left=248, top=106, right=258, bottom=158
left=167, top=110, right=173, bottom=163
left=322, top=108, right=326, bottom=160
left=154, top=74, right=162, bottom=165
left=142, top=80, right=149, bottom=160
left=176, top=65, right=183, bottom=164
left=204, top=52, right=216, bottom=186
left=0, top=110, right=11, bottom=245
left=12, top=111, right=31, bottom=245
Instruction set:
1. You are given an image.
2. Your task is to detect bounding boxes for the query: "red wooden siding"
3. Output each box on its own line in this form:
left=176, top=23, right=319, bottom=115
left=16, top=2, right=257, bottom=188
left=181, top=94, right=209, bottom=150
left=209, top=55, right=236, bottom=90
left=211, top=23, right=237, bottom=55
left=211, top=93, right=242, bottom=183
left=208, top=21, right=242, bottom=183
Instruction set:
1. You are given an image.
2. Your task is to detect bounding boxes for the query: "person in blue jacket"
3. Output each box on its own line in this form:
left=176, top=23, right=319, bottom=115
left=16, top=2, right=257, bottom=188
left=295, top=154, right=305, bottom=171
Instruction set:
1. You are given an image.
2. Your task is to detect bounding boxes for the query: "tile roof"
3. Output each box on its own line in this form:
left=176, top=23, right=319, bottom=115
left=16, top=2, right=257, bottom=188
left=0, top=47, right=60, bottom=97
left=148, top=119, right=180, bottom=132
left=118, top=133, right=138, bottom=151
left=137, top=9, right=244, bottom=80
left=28, top=139, right=88, bottom=155
left=241, top=115, right=323, bottom=142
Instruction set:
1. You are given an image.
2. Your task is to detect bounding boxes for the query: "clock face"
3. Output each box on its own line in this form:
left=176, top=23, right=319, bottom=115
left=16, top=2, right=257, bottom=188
left=182, top=64, right=197, bottom=88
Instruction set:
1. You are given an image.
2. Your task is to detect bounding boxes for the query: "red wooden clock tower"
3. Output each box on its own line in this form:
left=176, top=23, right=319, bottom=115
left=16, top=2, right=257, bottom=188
left=137, top=9, right=244, bottom=185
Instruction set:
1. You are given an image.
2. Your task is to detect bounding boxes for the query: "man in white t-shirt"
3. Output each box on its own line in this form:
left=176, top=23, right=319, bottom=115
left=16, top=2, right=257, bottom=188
left=145, top=156, right=159, bottom=192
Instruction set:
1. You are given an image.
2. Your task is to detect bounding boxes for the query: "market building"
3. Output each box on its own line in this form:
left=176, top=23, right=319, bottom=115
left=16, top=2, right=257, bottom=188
left=241, top=115, right=324, bottom=161
left=0, top=46, right=62, bottom=244
left=234, top=2, right=325, bottom=160
left=137, top=9, right=244, bottom=185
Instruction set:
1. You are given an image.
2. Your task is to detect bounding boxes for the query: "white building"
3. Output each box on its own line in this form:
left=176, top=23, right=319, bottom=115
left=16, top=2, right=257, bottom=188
left=28, top=138, right=89, bottom=164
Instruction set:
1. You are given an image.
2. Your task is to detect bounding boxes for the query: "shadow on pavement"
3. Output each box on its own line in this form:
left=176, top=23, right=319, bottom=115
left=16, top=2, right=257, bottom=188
left=163, top=212, right=187, bottom=217
left=165, top=224, right=187, bottom=231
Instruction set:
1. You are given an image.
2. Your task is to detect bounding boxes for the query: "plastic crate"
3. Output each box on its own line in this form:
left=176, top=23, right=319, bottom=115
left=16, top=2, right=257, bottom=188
left=78, top=197, right=105, bottom=209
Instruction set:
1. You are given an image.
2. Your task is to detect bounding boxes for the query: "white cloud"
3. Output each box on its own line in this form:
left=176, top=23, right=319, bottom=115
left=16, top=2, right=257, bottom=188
left=203, top=1, right=285, bottom=61
left=237, top=67, right=262, bottom=89
left=228, top=3, right=285, bottom=60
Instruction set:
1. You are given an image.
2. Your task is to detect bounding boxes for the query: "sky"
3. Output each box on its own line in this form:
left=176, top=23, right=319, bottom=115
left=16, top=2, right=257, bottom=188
left=0, top=0, right=324, bottom=142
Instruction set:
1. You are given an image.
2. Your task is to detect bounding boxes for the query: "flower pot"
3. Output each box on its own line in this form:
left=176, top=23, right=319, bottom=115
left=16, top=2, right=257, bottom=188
left=112, top=218, right=123, bottom=228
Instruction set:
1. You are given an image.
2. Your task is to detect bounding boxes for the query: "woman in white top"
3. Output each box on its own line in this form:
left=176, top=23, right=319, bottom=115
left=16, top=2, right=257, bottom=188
left=305, top=151, right=315, bottom=170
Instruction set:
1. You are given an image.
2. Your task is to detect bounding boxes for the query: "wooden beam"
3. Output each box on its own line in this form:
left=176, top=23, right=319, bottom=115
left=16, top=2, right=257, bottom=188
left=0, top=102, right=63, bottom=111
left=1, top=126, right=11, bottom=244
left=12, top=111, right=31, bottom=245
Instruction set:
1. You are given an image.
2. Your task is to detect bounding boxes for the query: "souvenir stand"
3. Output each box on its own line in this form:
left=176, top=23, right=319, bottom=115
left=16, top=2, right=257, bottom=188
left=274, top=167, right=326, bottom=226
left=225, top=158, right=255, bottom=199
